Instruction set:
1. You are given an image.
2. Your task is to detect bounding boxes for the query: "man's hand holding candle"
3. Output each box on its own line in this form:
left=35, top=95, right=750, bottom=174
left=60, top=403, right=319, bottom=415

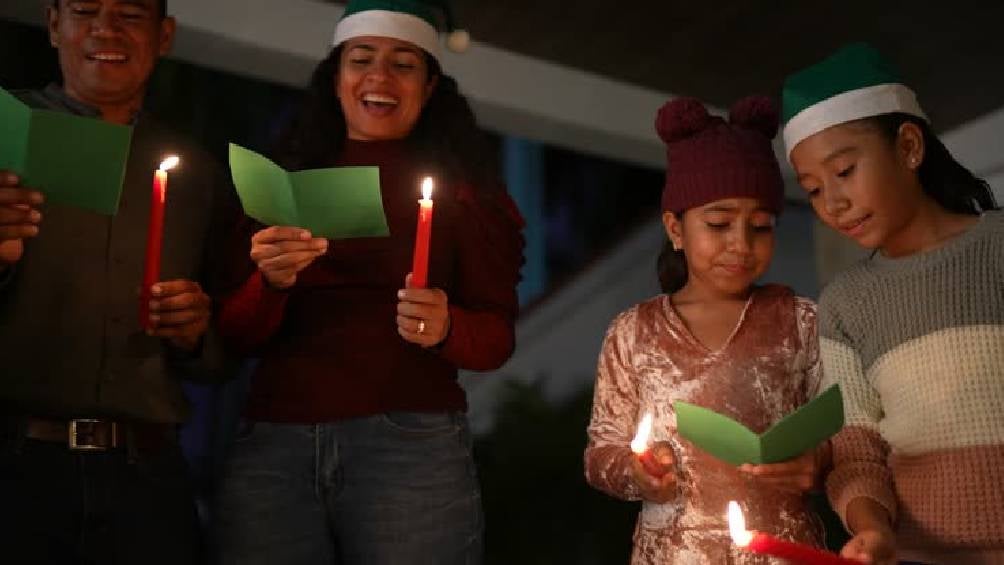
left=250, top=226, right=329, bottom=290
left=146, top=279, right=211, bottom=352
left=0, top=171, right=44, bottom=270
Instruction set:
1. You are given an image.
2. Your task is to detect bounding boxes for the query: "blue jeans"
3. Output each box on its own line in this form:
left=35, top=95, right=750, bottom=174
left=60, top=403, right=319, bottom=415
left=213, top=412, right=483, bottom=565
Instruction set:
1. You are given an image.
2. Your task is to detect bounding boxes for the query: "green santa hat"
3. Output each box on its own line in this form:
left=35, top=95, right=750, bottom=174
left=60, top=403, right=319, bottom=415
left=781, top=43, right=927, bottom=160
left=332, top=0, right=470, bottom=59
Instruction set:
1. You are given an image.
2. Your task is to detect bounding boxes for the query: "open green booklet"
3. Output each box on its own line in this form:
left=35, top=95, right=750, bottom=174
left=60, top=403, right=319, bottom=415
left=229, top=143, right=389, bottom=240
left=0, top=87, right=132, bottom=215
left=674, top=384, right=844, bottom=466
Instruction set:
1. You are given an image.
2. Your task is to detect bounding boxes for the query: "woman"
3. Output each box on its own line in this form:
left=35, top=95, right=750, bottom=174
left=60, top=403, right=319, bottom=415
left=213, top=2, right=524, bottom=563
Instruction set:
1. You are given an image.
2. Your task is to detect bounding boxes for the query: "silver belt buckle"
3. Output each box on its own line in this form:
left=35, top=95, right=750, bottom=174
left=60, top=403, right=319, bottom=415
left=68, top=419, right=112, bottom=451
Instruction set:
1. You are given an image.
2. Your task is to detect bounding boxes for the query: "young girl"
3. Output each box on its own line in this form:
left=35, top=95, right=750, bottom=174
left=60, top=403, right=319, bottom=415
left=585, top=95, right=828, bottom=564
left=782, top=43, right=1002, bottom=565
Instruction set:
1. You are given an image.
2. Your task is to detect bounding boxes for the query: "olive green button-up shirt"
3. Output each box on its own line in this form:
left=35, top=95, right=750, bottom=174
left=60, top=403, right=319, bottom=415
left=0, top=85, right=238, bottom=423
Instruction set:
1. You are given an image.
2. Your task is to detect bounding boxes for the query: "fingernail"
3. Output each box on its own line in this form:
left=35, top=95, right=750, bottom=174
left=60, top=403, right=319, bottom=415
left=301, top=231, right=311, bottom=240
left=397, top=290, right=405, bottom=299
left=30, top=192, right=43, bottom=204
left=27, top=226, right=39, bottom=236
left=30, top=210, right=41, bottom=222
left=150, top=315, right=160, bottom=323
left=151, top=285, right=162, bottom=295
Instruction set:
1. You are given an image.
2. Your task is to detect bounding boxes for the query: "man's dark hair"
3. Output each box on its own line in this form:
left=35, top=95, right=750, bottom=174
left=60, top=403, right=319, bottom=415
left=53, top=0, right=168, bottom=19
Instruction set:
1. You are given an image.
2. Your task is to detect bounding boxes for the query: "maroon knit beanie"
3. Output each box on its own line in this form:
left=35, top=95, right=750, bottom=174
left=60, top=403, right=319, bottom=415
left=656, top=95, right=784, bottom=214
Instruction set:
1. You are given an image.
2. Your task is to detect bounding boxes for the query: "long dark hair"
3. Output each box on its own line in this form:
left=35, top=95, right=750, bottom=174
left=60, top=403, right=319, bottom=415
left=274, top=47, right=501, bottom=195
left=867, top=113, right=999, bottom=214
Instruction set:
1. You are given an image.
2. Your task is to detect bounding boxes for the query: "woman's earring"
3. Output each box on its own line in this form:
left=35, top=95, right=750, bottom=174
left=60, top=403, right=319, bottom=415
left=671, top=240, right=680, bottom=252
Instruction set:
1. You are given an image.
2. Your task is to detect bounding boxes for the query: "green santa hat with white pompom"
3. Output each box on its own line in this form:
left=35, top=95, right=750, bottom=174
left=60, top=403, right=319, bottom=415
left=332, top=0, right=470, bottom=59
left=781, top=43, right=928, bottom=160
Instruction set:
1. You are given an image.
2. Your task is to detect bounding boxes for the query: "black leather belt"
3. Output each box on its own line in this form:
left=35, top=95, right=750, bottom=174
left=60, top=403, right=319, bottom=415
left=21, top=417, right=173, bottom=452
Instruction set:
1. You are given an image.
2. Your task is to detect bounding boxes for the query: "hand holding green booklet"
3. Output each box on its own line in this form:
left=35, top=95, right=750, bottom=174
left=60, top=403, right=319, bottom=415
left=229, top=143, right=389, bottom=240
left=0, top=87, right=132, bottom=215
left=674, top=384, right=844, bottom=466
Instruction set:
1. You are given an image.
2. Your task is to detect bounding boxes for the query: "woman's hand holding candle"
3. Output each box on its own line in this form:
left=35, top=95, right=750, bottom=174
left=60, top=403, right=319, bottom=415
left=397, top=273, right=450, bottom=347
left=250, top=226, right=329, bottom=290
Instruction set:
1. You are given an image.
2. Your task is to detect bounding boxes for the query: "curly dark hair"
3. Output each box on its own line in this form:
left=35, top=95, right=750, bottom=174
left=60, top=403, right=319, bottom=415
left=53, top=0, right=168, bottom=19
left=274, top=46, right=502, bottom=197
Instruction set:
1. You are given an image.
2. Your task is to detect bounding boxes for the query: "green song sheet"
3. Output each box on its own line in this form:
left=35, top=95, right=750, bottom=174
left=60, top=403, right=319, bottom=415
left=0, top=87, right=132, bottom=215
left=229, top=143, right=389, bottom=239
left=674, top=384, right=844, bottom=465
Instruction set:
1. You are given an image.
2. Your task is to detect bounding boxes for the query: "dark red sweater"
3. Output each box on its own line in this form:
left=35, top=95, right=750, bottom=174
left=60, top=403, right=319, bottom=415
left=217, top=140, right=524, bottom=423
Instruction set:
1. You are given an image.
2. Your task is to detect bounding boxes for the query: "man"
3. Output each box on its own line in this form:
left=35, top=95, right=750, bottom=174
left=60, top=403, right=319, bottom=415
left=0, top=1, right=237, bottom=562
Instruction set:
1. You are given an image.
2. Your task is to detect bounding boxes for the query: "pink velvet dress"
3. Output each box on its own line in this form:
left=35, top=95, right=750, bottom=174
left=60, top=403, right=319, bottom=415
left=585, top=284, right=824, bottom=564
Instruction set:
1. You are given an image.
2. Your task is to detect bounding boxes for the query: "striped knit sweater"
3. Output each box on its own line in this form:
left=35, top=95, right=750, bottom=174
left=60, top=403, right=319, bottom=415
left=819, top=210, right=1004, bottom=562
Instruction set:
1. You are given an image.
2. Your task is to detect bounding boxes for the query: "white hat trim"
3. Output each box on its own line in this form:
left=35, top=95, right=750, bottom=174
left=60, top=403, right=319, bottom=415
left=332, top=10, right=440, bottom=58
left=783, top=83, right=927, bottom=160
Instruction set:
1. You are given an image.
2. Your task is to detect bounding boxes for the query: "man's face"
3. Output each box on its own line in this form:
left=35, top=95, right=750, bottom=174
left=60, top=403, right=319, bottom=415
left=48, top=0, right=174, bottom=112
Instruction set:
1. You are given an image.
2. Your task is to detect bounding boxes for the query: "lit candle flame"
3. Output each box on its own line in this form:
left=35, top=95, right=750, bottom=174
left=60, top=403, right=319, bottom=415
left=630, top=413, right=653, bottom=454
left=728, top=501, right=754, bottom=547
left=421, top=176, right=434, bottom=200
left=159, top=156, right=180, bottom=172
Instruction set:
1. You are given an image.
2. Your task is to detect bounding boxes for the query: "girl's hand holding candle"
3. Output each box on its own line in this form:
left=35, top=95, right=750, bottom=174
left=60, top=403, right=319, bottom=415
left=629, top=413, right=678, bottom=502
left=729, top=501, right=865, bottom=564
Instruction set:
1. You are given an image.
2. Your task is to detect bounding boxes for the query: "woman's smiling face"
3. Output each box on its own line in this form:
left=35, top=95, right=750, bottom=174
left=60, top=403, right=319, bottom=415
left=336, top=36, right=438, bottom=141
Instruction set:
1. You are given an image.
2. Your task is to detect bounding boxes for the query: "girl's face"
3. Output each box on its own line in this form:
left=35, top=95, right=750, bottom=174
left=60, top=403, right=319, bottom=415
left=789, top=120, right=925, bottom=250
left=664, top=198, right=776, bottom=298
left=336, top=36, right=438, bottom=141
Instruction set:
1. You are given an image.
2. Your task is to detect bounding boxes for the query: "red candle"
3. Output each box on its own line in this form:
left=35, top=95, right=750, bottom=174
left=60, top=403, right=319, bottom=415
left=631, top=413, right=669, bottom=478
left=729, top=501, right=863, bottom=565
left=411, top=176, right=434, bottom=288
left=140, top=156, right=179, bottom=329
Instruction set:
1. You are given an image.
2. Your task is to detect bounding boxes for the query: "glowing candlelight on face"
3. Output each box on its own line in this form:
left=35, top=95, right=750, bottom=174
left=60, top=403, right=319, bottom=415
left=728, top=501, right=863, bottom=564
left=140, top=155, right=180, bottom=329
left=411, top=176, right=435, bottom=289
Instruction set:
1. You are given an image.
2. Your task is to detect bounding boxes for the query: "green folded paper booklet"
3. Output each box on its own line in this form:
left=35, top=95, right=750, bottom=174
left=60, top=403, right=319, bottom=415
left=229, top=143, right=389, bottom=240
left=674, top=384, right=844, bottom=466
left=0, top=87, right=132, bottom=215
